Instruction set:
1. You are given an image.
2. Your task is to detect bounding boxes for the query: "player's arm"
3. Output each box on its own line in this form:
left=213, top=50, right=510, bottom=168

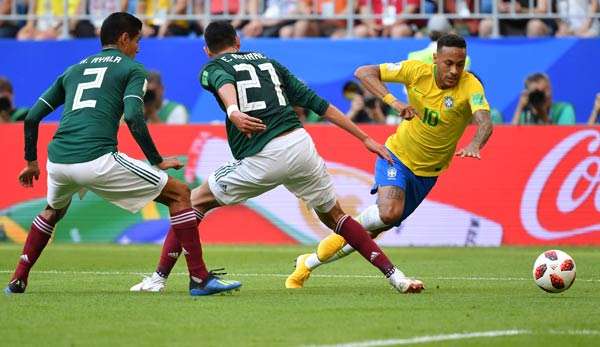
left=20, top=74, right=66, bottom=187
left=456, top=87, right=494, bottom=160
left=273, top=60, right=392, bottom=163
left=354, top=63, right=417, bottom=120
left=200, top=64, right=265, bottom=138
left=123, top=67, right=180, bottom=170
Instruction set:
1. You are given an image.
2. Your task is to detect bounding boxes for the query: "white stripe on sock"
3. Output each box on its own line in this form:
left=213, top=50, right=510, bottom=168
left=171, top=216, right=197, bottom=225
left=170, top=211, right=196, bottom=222
left=35, top=217, right=55, bottom=232
left=335, top=215, right=350, bottom=234
left=32, top=219, right=53, bottom=235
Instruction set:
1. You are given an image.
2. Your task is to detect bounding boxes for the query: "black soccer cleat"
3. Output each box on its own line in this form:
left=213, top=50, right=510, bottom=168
left=4, top=279, right=26, bottom=295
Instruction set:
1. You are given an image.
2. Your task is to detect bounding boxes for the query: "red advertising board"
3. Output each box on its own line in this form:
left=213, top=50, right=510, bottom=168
left=0, top=124, right=598, bottom=246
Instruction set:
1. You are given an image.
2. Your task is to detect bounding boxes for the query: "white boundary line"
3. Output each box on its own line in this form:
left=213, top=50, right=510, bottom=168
left=305, top=329, right=600, bottom=347
left=0, top=270, right=598, bottom=282
left=305, top=330, right=528, bottom=347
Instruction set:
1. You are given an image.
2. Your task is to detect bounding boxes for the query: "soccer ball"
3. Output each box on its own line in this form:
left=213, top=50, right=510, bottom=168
left=532, top=250, right=576, bottom=293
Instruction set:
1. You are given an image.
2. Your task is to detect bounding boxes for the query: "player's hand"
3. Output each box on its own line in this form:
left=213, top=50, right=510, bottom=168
left=229, top=111, right=267, bottom=139
left=363, top=137, right=393, bottom=164
left=19, top=161, right=40, bottom=188
left=455, top=144, right=481, bottom=160
left=158, top=157, right=184, bottom=171
left=390, top=101, right=418, bottom=120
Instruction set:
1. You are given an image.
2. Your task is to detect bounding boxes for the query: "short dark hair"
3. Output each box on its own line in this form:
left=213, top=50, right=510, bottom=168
left=100, top=12, right=142, bottom=46
left=0, top=76, right=13, bottom=93
left=204, top=21, right=237, bottom=53
left=147, top=71, right=162, bottom=85
left=437, top=34, right=467, bottom=51
left=525, top=72, right=549, bottom=88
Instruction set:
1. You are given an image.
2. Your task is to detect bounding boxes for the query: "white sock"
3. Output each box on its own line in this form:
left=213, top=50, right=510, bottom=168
left=305, top=206, right=390, bottom=271
left=305, top=253, right=322, bottom=270
left=356, top=204, right=388, bottom=231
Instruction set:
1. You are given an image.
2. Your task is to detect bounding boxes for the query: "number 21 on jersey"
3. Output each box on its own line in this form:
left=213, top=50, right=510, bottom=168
left=233, top=63, right=286, bottom=112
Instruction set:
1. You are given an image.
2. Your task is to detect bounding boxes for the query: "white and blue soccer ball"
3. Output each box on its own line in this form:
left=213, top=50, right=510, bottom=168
left=532, top=250, right=576, bottom=293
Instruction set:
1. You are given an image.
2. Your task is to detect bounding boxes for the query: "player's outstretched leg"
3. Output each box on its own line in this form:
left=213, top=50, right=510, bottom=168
left=130, top=209, right=203, bottom=292
left=287, top=201, right=423, bottom=293
left=135, top=180, right=239, bottom=295
left=286, top=204, right=389, bottom=288
left=5, top=205, right=68, bottom=294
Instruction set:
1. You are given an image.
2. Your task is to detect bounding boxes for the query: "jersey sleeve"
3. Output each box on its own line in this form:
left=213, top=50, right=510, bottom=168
left=123, top=64, right=163, bottom=165
left=39, top=73, right=66, bottom=109
left=272, top=60, right=329, bottom=116
left=200, top=62, right=236, bottom=93
left=465, top=76, right=490, bottom=114
left=379, top=60, right=421, bottom=85
left=124, top=64, right=148, bottom=102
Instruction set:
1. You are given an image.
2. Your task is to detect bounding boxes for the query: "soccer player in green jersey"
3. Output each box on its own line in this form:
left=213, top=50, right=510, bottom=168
left=5, top=13, right=240, bottom=296
left=131, top=21, right=423, bottom=294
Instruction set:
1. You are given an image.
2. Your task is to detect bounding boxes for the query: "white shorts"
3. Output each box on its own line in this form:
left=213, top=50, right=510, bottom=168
left=46, top=152, right=168, bottom=213
left=208, top=128, right=336, bottom=213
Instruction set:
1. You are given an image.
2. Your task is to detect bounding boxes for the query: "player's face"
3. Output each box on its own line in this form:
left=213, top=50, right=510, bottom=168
left=434, top=46, right=467, bottom=89
left=119, top=32, right=141, bottom=58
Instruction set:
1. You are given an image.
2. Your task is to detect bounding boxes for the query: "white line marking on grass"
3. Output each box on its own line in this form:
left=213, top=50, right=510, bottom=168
left=305, top=329, right=600, bottom=347
left=0, top=270, right=598, bottom=282
left=305, top=330, right=529, bottom=347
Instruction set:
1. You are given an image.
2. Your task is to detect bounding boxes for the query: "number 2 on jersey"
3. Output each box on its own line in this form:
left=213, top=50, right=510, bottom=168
left=233, top=63, right=286, bottom=112
left=72, top=67, right=107, bottom=111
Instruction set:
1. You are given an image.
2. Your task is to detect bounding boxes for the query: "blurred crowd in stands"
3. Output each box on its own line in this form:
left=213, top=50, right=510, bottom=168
left=0, top=0, right=598, bottom=40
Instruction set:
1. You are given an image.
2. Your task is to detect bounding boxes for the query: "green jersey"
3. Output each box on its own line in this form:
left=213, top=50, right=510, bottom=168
left=200, top=51, right=329, bottom=160
left=28, top=48, right=162, bottom=165
left=519, top=102, right=576, bottom=125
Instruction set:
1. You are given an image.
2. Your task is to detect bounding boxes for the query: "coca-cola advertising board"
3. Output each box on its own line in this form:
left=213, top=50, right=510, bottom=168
left=0, top=124, right=598, bottom=246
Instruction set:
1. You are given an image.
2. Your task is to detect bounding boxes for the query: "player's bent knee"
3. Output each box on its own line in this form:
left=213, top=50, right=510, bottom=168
left=379, top=206, right=403, bottom=226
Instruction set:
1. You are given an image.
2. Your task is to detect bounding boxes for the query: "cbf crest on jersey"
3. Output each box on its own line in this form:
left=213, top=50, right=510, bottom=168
left=387, top=166, right=397, bottom=180
left=443, top=96, right=454, bottom=109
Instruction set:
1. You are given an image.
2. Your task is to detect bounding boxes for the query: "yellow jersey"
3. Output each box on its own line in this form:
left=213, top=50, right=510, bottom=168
left=379, top=60, right=489, bottom=177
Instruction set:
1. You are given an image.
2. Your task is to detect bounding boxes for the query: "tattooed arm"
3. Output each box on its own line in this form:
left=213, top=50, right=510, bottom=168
left=456, top=110, right=493, bottom=159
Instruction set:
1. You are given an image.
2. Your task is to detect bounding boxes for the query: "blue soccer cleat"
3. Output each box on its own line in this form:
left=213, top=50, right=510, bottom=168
left=4, top=279, right=26, bottom=295
left=189, top=269, right=241, bottom=296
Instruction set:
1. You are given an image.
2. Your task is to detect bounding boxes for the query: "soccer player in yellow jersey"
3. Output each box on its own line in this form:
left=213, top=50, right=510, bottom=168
left=286, top=34, right=493, bottom=291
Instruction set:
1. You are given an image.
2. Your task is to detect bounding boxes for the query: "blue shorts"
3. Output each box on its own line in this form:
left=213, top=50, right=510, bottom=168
left=371, top=150, right=437, bottom=226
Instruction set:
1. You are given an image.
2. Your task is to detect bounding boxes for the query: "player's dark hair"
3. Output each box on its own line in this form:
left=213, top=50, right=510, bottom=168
left=0, top=76, right=13, bottom=93
left=100, top=12, right=142, bottom=46
left=524, top=72, right=549, bottom=88
left=204, top=21, right=237, bottom=53
left=147, top=71, right=163, bottom=85
left=437, top=34, right=466, bottom=51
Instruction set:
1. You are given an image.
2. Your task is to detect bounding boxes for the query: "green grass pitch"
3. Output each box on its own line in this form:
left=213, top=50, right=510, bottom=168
left=1, top=245, right=599, bottom=346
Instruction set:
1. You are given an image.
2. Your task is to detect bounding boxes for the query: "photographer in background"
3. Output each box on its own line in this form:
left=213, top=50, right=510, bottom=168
left=0, top=77, right=28, bottom=123
left=343, top=81, right=386, bottom=124
left=143, top=88, right=161, bottom=124
left=512, top=73, right=576, bottom=125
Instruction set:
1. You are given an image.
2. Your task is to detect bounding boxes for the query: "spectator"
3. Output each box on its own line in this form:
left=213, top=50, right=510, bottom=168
left=293, top=0, right=349, bottom=38
left=354, top=0, right=420, bottom=38
left=512, top=73, right=576, bottom=125
left=17, top=0, right=80, bottom=40
left=192, top=0, right=248, bottom=36
left=556, top=0, right=599, bottom=37
left=138, top=0, right=190, bottom=37
left=242, top=0, right=301, bottom=38
left=146, top=71, right=189, bottom=124
left=479, top=0, right=557, bottom=37
left=0, top=76, right=28, bottom=123
left=587, top=93, right=600, bottom=125
left=72, top=0, right=128, bottom=38
left=0, top=0, right=25, bottom=38
left=343, top=81, right=386, bottom=123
